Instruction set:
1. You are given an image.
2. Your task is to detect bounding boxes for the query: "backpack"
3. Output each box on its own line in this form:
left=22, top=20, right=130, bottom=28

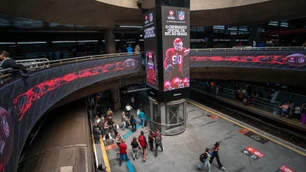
left=199, top=153, right=206, bottom=162
left=155, top=133, right=161, bottom=144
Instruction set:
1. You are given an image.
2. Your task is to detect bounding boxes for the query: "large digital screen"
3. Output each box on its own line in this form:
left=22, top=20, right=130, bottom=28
left=0, top=55, right=141, bottom=172
left=162, top=6, right=190, bottom=92
left=190, top=51, right=306, bottom=71
left=144, top=9, right=159, bottom=90
left=146, top=51, right=158, bottom=85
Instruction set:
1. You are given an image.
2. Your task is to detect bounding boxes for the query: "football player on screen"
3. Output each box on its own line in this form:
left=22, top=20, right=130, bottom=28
left=164, top=38, right=190, bottom=81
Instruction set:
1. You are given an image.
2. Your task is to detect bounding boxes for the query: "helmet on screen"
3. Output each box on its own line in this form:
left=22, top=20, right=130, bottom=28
left=171, top=77, right=183, bottom=89
left=182, top=77, right=189, bottom=87
left=164, top=80, right=171, bottom=91
left=148, top=52, right=152, bottom=60
left=173, top=38, right=183, bottom=51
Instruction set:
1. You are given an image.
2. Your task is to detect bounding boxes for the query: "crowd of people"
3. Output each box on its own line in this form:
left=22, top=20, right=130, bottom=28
left=279, top=101, right=306, bottom=124
left=88, top=93, right=167, bottom=171
left=199, top=80, right=306, bottom=125
left=117, top=128, right=164, bottom=166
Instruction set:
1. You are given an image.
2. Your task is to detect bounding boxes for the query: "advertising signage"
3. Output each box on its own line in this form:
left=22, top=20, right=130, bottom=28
left=144, top=6, right=190, bottom=102
left=162, top=6, right=190, bottom=92
left=144, top=9, right=159, bottom=90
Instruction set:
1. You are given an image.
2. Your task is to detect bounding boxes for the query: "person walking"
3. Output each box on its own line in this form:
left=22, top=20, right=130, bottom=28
left=138, top=131, right=148, bottom=162
left=125, top=103, right=132, bottom=117
left=148, top=130, right=154, bottom=152
left=131, top=137, right=140, bottom=161
left=138, top=109, right=146, bottom=128
left=197, top=148, right=211, bottom=172
left=119, top=140, right=129, bottom=166
left=115, top=133, right=123, bottom=147
left=121, top=112, right=130, bottom=130
left=93, top=127, right=101, bottom=144
left=210, top=142, right=226, bottom=171
left=130, top=115, right=137, bottom=132
left=153, top=129, right=163, bottom=158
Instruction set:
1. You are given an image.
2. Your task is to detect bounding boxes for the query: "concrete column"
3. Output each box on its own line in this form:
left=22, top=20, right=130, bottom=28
left=110, top=88, right=121, bottom=111
left=249, top=27, right=261, bottom=47
left=104, top=29, right=116, bottom=53
left=160, top=103, right=166, bottom=135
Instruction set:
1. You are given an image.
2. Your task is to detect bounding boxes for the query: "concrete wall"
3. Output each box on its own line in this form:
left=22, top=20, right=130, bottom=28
left=190, top=0, right=270, bottom=10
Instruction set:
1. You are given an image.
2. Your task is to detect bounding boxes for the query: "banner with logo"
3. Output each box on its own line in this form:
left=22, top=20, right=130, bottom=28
left=0, top=55, right=141, bottom=171
left=190, top=50, right=306, bottom=71
left=144, top=9, right=159, bottom=90
left=162, top=6, right=190, bottom=92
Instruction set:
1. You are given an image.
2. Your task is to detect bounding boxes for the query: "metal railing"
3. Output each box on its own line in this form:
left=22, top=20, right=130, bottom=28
left=191, top=46, right=306, bottom=52
left=0, top=52, right=139, bottom=80
left=191, top=80, right=282, bottom=115
left=16, top=58, right=50, bottom=70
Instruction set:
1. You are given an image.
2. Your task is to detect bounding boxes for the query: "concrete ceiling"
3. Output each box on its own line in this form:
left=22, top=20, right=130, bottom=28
left=0, top=0, right=305, bottom=28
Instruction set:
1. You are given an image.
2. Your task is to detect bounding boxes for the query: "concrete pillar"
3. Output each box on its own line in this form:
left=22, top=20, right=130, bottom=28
left=160, top=103, right=166, bottom=135
left=104, top=29, right=116, bottom=53
left=249, top=27, right=261, bottom=47
left=110, top=88, right=121, bottom=111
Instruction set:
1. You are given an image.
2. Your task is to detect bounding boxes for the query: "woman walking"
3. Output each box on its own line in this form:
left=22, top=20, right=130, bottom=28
left=210, top=142, right=226, bottom=171
left=197, top=148, right=211, bottom=172
left=131, top=137, right=140, bottom=161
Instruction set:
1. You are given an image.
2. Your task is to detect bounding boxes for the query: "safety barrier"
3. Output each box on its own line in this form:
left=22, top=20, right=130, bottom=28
left=191, top=80, right=281, bottom=115
left=0, top=52, right=139, bottom=81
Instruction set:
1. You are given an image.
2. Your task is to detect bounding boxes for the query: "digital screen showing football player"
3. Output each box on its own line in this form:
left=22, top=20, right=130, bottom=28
left=146, top=52, right=157, bottom=85
left=164, top=38, right=190, bottom=81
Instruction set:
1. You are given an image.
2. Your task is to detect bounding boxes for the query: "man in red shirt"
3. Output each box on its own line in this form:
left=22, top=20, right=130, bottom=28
left=119, top=140, right=129, bottom=166
left=138, top=131, right=148, bottom=162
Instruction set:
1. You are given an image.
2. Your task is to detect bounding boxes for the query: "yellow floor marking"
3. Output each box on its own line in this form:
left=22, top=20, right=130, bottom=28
left=188, top=100, right=306, bottom=157
left=100, top=137, right=111, bottom=172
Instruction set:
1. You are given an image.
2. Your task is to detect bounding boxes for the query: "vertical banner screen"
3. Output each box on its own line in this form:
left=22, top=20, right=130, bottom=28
left=162, top=6, right=190, bottom=92
left=144, top=10, right=159, bottom=90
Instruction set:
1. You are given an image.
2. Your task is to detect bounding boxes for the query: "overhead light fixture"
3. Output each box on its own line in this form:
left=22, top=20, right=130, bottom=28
left=17, top=41, right=46, bottom=44
left=77, top=40, right=99, bottom=43
left=52, top=41, right=76, bottom=43
left=120, top=25, right=143, bottom=29
left=0, top=42, right=15, bottom=45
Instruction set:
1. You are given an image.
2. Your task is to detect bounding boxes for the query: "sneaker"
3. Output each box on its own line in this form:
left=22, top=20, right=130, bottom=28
left=221, top=167, right=226, bottom=171
left=196, top=166, right=200, bottom=170
left=143, top=159, right=146, bottom=162
left=155, top=157, right=157, bottom=159
left=133, top=158, right=135, bottom=161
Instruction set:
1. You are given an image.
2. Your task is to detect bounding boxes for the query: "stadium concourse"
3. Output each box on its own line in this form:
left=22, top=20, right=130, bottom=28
left=95, top=100, right=306, bottom=172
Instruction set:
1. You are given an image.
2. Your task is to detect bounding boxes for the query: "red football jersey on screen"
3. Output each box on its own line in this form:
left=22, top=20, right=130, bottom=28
left=164, top=47, right=186, bottom=78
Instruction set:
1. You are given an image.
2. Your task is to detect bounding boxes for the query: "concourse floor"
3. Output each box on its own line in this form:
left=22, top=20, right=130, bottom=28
left=104, top=102, right=306, bottom=172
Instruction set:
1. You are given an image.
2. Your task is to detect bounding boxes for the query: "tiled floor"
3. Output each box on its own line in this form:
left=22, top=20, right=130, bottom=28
left=105, top=103, right=306, bottom=172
